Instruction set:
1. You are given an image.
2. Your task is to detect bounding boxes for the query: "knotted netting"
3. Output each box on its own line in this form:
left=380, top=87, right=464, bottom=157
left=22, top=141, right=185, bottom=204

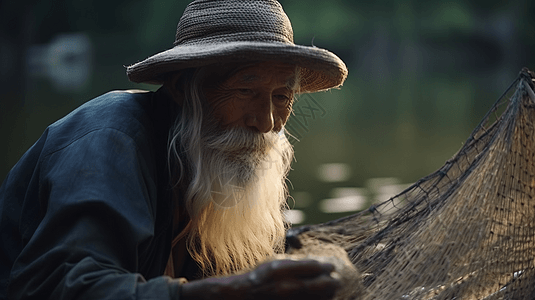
left=286, top=69, right=535, bottom=299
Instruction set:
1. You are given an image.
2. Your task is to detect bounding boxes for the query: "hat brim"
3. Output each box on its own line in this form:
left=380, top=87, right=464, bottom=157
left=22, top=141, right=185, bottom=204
left=126, top=41, right=348, bottom=93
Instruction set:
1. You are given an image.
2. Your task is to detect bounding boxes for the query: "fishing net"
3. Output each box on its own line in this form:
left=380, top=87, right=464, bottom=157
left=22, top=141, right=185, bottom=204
left=285, top=69, right=535, bottom=299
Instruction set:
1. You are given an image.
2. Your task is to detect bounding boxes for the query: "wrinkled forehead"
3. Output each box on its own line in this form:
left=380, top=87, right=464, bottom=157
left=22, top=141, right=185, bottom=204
left=234, top=61, right=297, bottom=82
left=204, top=61, right=299, bottom=90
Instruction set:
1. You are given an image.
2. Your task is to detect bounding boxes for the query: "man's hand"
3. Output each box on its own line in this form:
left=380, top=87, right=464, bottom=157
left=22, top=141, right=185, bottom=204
left=181, top=259, right=340, bottom=300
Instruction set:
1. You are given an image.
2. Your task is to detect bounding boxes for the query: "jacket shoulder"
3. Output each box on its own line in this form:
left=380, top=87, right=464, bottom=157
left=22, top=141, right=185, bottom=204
left=45, top=90, right=156, bottom=155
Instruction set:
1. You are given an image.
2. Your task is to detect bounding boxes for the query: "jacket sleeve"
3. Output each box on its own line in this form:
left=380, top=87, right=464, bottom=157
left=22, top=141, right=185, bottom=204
left=8, top=128, right=180, bottom=300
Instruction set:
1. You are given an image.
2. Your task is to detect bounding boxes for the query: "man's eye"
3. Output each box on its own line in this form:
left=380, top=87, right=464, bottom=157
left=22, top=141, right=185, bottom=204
left=274, top=95, right=291, bottom=103
left=238, top=89, right=253, bottom=95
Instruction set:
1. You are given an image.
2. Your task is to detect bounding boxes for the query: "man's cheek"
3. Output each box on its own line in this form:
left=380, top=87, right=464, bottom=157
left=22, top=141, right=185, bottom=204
left=278, top=107, right=292, bottom=126
left=214, top=99, right=245, bottom=125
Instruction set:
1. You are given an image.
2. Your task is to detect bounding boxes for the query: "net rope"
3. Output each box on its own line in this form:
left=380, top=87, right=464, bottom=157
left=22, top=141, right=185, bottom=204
left=286, top=68, right=535, bottom=299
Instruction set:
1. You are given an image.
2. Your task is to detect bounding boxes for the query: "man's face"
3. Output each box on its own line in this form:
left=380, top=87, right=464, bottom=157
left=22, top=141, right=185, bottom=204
left=204, top=61, right=297, bottom=133
left=168, top=62, right=295, bottom=274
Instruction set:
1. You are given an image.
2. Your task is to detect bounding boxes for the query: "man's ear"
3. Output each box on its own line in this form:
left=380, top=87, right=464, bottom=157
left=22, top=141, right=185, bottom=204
left=164, top=72, right=185, bottom=106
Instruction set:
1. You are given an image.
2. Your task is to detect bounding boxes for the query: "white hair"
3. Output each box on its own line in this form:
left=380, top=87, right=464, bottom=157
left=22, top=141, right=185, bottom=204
left=166, top=66, right=298, bottom=276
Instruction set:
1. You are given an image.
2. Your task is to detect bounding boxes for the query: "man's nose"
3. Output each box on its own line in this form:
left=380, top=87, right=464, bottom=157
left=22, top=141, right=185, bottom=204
left=246, top=97, right=275, bottom=133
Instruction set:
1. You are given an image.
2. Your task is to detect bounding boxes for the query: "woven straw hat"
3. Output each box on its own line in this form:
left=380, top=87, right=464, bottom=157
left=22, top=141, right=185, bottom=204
left=126, top=0, right=348, bottom=93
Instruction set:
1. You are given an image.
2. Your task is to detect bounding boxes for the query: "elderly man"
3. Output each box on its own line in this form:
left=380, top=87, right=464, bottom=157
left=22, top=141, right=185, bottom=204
left=0, top=0, right=347, bottom=299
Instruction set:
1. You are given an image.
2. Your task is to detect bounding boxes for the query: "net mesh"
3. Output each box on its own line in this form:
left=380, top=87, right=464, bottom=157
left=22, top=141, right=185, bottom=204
left=286, top=69, right=535, bottom=299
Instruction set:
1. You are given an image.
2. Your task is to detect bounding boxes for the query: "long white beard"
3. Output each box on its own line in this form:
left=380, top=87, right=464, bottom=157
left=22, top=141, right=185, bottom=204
left=183, top=121, right=293, bottom=276
left=202, top=125, right=288, bottom=207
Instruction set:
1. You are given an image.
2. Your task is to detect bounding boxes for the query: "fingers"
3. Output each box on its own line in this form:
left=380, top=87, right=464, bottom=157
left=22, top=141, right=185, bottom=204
left=275, top=274, right=340, bottom=300
left=241, top=259, right=341, bottom=300
left=255, top=259, right=335, bottom=281
left=248, top=272, right=339, bottom=300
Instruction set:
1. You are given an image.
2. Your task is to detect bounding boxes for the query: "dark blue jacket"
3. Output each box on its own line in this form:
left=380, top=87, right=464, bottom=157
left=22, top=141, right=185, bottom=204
left=0, top=89, right=196, bottom=299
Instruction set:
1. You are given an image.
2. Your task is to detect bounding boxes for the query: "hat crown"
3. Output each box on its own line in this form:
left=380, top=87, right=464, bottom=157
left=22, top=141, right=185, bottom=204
left=127, top=0, right=347, bottom=92
left=175, top=0, right=294, bottom=46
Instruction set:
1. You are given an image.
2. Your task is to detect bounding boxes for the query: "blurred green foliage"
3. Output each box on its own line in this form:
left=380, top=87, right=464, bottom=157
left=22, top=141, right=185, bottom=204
left=1, top=0, right=534, bottom=224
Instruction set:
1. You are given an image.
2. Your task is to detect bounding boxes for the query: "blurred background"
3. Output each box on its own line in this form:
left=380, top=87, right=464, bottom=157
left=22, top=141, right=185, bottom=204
left=1, top=0, right=534, bottom=225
